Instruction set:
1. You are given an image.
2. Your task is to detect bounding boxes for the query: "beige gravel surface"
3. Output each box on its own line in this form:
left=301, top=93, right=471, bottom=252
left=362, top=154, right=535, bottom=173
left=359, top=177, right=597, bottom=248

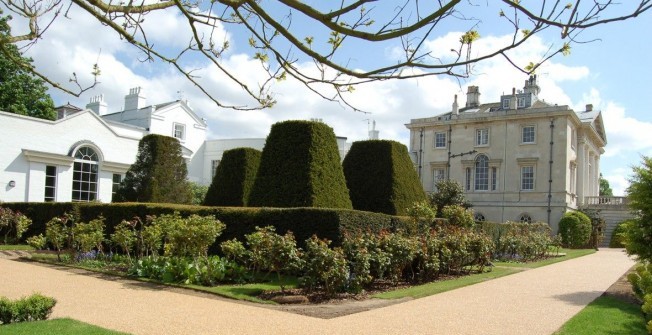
left=0, top=248, right=635, bottom=335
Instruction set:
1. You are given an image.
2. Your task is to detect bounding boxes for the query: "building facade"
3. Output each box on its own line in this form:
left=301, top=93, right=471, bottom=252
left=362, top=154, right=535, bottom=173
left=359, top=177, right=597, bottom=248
left=1, top=88, right=351, bottom=203
left=405, top=76, right=606, bottom=231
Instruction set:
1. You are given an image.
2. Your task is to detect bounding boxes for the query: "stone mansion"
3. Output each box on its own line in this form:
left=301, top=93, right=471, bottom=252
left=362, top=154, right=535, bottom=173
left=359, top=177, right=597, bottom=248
left=405, top=75, right=606, bottom=229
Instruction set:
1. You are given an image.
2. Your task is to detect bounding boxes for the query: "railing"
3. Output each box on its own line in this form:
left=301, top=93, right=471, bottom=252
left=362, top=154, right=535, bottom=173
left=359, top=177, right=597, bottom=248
left=584, top=196, right=629, bottom=206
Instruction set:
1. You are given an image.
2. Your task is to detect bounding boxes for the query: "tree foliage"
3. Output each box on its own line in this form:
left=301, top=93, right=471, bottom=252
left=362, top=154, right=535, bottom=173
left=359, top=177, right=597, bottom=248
left=599, top=173, right=614, bottom=196
left=115, top=134, right=192, bottom=204
left=429, top=180, right=471, bottom=217
left=623, top=156, right=652, bottom=262
left=0, top=13, right=55, bottom=120
left=1, top=1, right=649, bottom=110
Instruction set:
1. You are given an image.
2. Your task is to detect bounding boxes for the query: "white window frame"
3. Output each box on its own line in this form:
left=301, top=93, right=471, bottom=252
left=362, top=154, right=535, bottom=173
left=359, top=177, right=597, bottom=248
left=474, top=154, right=489, bottom=191
left=72, top=147, right=99, bottom=202
left=570, top=128, right=577, bottom=150
left=502, top=99, right=510, bottom=109
left=519, top=213, right=533, bottom=223
left=432, top=168, right=446, bottom=191
left=211, top=160, right=221, bottom=178
left=45, top=165, right=57, bottom=202
left=521, top=125, right=536, bottom=144
left=475, top=128, right=489, bottom=146
left=517, top=97, right=526, bottom=108
left=173, top=123, right=186, bottom=140
left=434, top=132, right=447, bottom=149
left=521, top=165, right=535, bottom=191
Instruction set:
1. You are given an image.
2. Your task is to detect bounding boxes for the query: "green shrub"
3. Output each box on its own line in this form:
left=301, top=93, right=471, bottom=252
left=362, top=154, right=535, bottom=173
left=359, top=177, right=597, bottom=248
left=441, top=205, right=475, bottom=228
left=301, top=236, right=349, bottom=295
left=482, top=221, right=553, bottom=261
left=343, top=140, right=426, bottom=215
left=204, top=147, right=261, bottom=206
left=155, top=212, right=225, bottom=258
left=610, top=220, right=632, bottom=248
left=72, top=217, right=105, bottom=253
left=341, top=234, right=373, bottom=293
left=0, top=207, right=32, bottom=244
left=45, top=214, right=74, bottom=261
left=628, top=263, right=652, bottom=334
left=115, top=134, right=192, bottom=204
left=111, top=220, right=138, bottom=258
left=429, top=180, right=471, bottom=217
left=243, top=226, right=303, bottom=288
left=558, top=211, right=591, bottom=248
left=248, top=120, right=352, bottom=209
left=0, top=293, right=56, bottom=325
left=26, top=234, right=46, bottom=250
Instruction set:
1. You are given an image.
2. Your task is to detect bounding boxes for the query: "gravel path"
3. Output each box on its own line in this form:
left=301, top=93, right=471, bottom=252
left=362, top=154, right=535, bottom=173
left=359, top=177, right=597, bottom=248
left=0, top=249, right=635, bottom=335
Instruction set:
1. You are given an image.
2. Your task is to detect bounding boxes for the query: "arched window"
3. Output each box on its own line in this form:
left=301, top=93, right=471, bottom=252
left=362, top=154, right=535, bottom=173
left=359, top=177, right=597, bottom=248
left=72, top=147, right=99, bottom=202
left=474, top=213, right=486, bottom=222
left=474, top=154, right=489, bottom=190
left=519, top=213, right=532, bottom=223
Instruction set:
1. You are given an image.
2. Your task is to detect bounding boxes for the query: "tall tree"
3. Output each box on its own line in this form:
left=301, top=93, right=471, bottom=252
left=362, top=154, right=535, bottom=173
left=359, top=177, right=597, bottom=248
left=623, top=156, right=652, bottom=262
left=0, top=13, right=55, bottom=120
left=0, top=1, right=649, bottom=110
left=115, top=134, right=192, bottom=204
left=599, top=173, right=614, bottom=196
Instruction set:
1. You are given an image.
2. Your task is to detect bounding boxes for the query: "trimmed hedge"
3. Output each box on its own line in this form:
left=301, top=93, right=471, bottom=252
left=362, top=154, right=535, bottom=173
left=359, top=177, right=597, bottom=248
left=248, top=120, right=352, bottom=209
left=2, top=202, right=410, bottom=253
left=203, top=147, right=261, bottom=206
left=609, top=219, right=632, bottom=248
left=115, top=134, right=192, bottom=204
left=343, top=140, right=426, bottom=215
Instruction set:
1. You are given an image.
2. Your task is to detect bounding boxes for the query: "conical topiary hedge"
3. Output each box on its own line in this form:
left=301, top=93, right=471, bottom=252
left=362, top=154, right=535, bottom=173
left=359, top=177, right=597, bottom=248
left=343, top=140, right=426, bottom=215
left=203, top=147, right=261, bottom=206
left=248, top=120, right=352, bottom=209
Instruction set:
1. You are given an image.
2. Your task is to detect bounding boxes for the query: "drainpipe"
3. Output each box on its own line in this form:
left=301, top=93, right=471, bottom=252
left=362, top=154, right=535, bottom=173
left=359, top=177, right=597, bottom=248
left=419, top=128, right=424, bottom=182
left=447, top=125, right=452, bottom=179
left=547, top=118, right=555, bottom=226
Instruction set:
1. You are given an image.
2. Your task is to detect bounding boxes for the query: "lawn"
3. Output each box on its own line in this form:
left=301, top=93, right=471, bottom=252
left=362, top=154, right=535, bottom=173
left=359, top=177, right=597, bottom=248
left=0, top=318, right=129, bottom=335
left=375, top=248, right=596, bottom=300
left=0, top=244, right=34, bottom=251
left=492, top=248, right=596, bottom=268
left=554, top=296, right=648, bottom=335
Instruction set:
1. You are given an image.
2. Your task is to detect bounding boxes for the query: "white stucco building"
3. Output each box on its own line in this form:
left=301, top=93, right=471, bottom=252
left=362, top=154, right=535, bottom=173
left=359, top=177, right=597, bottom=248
left=405, top=76, right=607, bottom=230
left=1, top=88, right=351, bottom=203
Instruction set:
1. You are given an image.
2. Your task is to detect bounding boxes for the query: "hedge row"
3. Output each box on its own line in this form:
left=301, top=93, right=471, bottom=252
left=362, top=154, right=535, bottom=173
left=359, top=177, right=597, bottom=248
left=2, top=202, right=410, bottom=253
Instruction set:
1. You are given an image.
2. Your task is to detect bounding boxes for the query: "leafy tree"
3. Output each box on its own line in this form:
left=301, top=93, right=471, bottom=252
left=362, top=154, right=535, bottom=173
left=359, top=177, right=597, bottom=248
left=1, top=2, right=649, bottom=110
left=0, top=14, right=55, bottom=120
left=623, top=156, right=652, bottom=262
left=429, top=180, right=471, bottom=217
left=599, top=173, right=613, bottom=196
left=115, top=134, right=192, bottom=204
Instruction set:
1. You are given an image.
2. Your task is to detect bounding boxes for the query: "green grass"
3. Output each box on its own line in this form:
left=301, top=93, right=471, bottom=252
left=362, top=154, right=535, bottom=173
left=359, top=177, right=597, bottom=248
left=375, top=249, right=596, bottom=300
left=373, top=267, right=521, bottom=299
left=492, top=248, right=596, bottom=269
left=187, top=275, right=300, bottom=304
left=0, top=318, right=130, bottom=335
left=0, top=244, right=34, bottom=251
left=554, top=296, right=648, bottom=335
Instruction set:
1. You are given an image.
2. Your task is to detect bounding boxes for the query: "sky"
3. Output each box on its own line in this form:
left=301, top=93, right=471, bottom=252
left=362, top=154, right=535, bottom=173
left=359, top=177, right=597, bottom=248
left=5, top=2, right=652, bottom=196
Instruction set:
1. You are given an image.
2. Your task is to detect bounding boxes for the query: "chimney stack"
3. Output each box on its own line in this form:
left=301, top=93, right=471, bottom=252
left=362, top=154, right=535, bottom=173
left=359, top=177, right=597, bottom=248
left=586, top=104, right=593, bottom=112
left=465, top=86, right=480, bottom=108
left=368, top=120, right=379, bottom=140
left=124, top=87, right=146, bottom=111
left=509, top=88, right=517, bottom=110
left=452, top=94, right=459, bottom=115
left=86, top=94, right=108, bottom=115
